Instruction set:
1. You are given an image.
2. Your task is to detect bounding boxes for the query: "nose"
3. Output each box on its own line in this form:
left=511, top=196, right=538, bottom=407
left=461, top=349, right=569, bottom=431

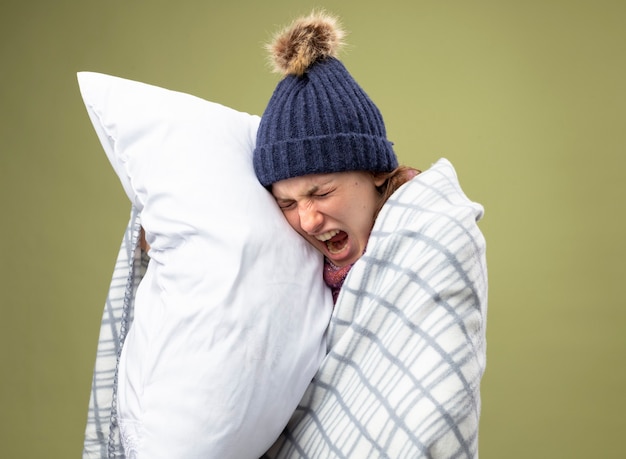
left=298, top=204, right=323, bottom=234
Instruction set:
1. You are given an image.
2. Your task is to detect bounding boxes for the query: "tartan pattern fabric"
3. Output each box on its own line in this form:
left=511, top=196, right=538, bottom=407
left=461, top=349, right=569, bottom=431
left=83, top=207, right=147, bottom=459
left=263, top=158, right=488, bottom=458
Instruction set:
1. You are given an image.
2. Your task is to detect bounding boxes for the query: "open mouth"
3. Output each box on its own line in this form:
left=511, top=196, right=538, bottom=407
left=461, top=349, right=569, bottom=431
left=316, top=230, right=349, bottom=255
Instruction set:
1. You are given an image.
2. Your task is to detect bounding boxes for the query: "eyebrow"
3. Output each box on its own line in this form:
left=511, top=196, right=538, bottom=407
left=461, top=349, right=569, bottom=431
left=306, top=185, right=321, bottom=196
left=273, top=184, right=322, bottom=202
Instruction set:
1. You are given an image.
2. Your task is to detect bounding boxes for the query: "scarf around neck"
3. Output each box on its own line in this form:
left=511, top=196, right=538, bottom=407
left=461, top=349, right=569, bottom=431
left=323, top=258, right=354, bottom=304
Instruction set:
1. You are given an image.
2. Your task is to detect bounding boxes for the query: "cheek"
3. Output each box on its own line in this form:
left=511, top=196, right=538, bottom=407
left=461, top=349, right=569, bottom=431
left=282, top=211, right=302, bottom=233
left=355, top=196, right=379, bottom=236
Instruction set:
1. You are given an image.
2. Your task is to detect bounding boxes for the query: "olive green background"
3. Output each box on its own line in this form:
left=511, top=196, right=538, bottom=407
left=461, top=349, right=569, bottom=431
left=1, top=1, right=624, bottom=457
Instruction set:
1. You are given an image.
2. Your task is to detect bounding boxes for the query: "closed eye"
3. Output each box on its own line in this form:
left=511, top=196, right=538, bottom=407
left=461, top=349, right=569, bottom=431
left=276, top=199, right=296, bottom=210
left=313, top=189, right=334, bottom=198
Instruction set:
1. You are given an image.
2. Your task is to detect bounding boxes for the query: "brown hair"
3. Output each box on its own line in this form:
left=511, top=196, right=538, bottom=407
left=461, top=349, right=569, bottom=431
left=372, top=165, right=421, bottom=219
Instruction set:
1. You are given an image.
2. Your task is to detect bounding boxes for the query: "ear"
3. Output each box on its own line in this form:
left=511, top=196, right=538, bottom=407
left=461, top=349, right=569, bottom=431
left=373, top=174, right=387, bottom=187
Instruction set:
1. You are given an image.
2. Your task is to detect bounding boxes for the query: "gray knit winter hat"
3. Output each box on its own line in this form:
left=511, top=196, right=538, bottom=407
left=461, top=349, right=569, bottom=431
left=253, top=12, right=398, bottom=187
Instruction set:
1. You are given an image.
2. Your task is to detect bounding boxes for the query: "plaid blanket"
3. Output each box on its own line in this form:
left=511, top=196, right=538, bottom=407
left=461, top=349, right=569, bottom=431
left=83, top=158, right=487, bottom=458
left=263, top=158, right=488, bottom=458
left=82, top=207, right=147, bottom=458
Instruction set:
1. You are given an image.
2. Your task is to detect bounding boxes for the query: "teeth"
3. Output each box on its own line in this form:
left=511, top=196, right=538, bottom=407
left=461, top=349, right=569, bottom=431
left=315, top=229, right=339, bottom=242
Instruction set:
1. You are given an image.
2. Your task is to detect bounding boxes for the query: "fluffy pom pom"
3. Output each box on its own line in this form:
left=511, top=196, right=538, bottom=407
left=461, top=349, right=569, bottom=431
left=268, top=11, right=346, bottom=77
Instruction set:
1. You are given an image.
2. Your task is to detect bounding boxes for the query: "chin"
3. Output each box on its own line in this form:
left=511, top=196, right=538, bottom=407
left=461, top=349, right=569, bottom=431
left=327, top=250, right=359, bottom=267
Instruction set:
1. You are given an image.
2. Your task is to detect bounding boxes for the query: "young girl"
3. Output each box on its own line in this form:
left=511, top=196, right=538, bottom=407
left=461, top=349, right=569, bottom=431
left=105, top=11, right=486, bottom=458
left=254, top=12, right=488, bottom=458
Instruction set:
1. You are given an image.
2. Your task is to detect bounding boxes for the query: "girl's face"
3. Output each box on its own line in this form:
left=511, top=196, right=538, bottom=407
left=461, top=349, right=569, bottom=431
left=272, top=171, right=385, bottom=267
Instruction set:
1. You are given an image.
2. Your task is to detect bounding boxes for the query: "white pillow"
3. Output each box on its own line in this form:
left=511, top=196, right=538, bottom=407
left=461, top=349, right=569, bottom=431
left=78, top=72, right=333, bottom=459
